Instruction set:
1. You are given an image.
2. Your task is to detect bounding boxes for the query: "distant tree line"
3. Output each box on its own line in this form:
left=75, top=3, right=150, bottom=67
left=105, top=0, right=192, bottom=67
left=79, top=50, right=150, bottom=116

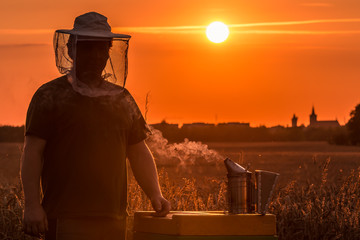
left=0, top=124, right=348, bottom=143
left=151, top=121, right=349, bottom=144
left=1, top=103, right=360, bottom=145
left=0, top=125, right=24, bottom=142
left=346, top=103, right=360, bottom=145
left=150, top=104, right=360, bottom=146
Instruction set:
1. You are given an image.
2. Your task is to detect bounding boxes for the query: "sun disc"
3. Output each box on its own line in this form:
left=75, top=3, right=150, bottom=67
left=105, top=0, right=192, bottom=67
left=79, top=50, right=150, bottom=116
left=206, top=21, right=229, bottom=43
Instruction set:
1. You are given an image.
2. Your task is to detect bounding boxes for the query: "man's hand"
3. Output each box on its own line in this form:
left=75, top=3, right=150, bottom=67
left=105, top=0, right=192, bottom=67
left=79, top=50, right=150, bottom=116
left=151, top=195, right=171, bottom=217
left=23, top=204, right=48, bottom=237
left=127, top=141, right=171, bottom=217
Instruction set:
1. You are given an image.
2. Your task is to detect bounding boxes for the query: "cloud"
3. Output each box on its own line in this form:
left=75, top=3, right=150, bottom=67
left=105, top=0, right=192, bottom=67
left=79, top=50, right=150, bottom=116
left=113, top=26, right=205, bottom=34
left=300, top=3, right=334, bottom=7
left=2, top=18, right=360, bottom=36
left=115, top=18, right=360, bottom=35
left=228, top=18, right=360, bottom=28
left=0, top=43, right=49, bottom=48
left=232, top=30, right=360, bottom=35
left=0, top=29, right=53, bottom=35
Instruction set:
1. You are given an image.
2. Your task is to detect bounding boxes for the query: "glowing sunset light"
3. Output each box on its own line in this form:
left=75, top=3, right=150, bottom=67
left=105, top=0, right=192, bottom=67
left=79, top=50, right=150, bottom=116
left=2, top=0, right=360, bottom=126
left=206, top=21, right=229, bottom=43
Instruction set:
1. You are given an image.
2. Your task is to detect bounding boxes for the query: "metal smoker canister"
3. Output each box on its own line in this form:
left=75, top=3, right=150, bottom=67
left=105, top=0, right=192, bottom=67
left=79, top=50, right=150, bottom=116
left=255, top=170, right=280, bottom=214
left=227, top=172, right=252, bottom=214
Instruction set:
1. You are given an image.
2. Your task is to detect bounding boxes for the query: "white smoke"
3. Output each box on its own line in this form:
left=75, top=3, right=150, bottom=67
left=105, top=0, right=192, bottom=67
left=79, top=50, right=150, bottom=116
left=146, top=127, right=224, bottom=171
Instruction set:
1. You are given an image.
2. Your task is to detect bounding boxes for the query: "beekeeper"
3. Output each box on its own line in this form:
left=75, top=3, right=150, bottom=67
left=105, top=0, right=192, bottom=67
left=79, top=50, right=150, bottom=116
left=20, top=12, right=170, bottom=240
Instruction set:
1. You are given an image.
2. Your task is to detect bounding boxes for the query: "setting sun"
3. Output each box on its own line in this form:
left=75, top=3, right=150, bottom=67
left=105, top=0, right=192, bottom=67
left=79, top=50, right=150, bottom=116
left=206, top=21, right=230, bottom=43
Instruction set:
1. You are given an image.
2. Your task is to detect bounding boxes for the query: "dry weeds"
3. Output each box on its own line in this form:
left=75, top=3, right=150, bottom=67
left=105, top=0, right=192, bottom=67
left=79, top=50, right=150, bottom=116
left=1, top=159, right=359, bottom=240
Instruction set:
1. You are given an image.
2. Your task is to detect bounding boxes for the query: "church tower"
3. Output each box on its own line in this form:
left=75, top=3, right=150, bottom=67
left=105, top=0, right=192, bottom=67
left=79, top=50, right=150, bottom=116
left=292, top=114, right=298, bottom=128
left=309, top=106, right=317, bottom=126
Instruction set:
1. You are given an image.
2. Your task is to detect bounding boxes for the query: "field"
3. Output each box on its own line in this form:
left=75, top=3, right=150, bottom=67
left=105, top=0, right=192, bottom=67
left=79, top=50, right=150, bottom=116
left=1, top=131, right=360, bottom=239
left=206, top=141, right=360, bottom=186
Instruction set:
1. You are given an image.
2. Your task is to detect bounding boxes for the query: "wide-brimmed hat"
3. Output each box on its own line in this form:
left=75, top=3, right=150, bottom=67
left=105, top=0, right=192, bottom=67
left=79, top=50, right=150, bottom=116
left=56, top=12, right=131, bottom=39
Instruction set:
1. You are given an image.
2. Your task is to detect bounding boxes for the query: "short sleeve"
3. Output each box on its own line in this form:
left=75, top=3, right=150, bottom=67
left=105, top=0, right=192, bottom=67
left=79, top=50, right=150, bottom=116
left=25, top=87, right=55, bottom=140
left=124, top=90, right=152, bottom=145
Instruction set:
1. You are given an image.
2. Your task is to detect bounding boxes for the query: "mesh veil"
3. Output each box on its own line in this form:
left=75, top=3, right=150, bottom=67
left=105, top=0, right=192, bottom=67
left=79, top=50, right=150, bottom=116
left=53, top=31, right=130, bottom=97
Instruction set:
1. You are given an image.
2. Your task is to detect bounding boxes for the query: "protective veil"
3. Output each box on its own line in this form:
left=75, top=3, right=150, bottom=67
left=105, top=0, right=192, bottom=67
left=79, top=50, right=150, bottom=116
left=53, top=12, right=131, bottom=97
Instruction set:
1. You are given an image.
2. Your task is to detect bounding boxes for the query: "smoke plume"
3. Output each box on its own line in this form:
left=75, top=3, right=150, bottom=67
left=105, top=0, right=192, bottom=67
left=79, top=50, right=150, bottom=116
left=146, top=127, right=224, bottom=172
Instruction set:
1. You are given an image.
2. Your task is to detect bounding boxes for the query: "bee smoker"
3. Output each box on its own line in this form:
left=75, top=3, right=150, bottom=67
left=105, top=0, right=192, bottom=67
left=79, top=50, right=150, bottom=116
left=224, top=158, right=279, bottom=214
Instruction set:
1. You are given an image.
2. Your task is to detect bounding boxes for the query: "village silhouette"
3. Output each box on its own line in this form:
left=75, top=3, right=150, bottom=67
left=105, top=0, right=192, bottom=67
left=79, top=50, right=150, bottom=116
left=0, top=106, right=347, bottom=143
left=150, top=106, right=345, bottom=143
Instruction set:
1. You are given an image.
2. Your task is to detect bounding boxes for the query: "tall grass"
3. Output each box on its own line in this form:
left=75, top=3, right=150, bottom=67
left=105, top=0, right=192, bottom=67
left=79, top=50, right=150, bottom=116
left=127, top=159, right=360, bottom=240
left=1, top=159, right=360, bottom=239
left=0, top=182, right=35, bottom=240
left=128, top=169, right=227, bottom=214
left=269, top=159, right=360, bottom=240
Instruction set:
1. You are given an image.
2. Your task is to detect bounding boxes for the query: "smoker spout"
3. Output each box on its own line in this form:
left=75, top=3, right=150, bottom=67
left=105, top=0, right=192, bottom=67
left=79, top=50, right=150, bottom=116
left=224, top=158, right=248, bottom=175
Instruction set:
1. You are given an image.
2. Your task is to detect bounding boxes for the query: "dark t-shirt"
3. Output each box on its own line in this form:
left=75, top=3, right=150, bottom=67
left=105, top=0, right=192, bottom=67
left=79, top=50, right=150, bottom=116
left=25, top=76, right=150, bottom=219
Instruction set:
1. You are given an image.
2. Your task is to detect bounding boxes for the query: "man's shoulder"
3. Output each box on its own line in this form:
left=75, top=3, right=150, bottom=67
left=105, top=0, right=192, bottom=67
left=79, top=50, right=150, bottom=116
left=121, top=88, right=134, bottom=98
left=37, top=75, right=69, bottom=92
left=30, top=75, right=71, bottom=105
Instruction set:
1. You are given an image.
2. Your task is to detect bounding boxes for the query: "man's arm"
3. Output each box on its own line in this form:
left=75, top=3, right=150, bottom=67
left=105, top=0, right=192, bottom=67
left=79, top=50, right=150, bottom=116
left=20, top=135, right=48, bottom=237
left=127, top=140, right=171, bottom=216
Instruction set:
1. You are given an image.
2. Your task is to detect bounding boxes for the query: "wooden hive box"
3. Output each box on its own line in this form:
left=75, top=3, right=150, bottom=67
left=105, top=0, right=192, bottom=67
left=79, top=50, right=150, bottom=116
left=133, top=211, right=278, bottom=240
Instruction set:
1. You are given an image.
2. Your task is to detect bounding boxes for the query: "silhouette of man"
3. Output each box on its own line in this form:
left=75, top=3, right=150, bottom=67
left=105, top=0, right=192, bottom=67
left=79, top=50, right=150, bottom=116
left=21, top=12, right=170, bottom=240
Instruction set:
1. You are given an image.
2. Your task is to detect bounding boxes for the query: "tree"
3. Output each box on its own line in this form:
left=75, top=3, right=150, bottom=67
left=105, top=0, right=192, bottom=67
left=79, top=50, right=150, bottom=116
left=346, top=104, right=360, bottom=145
left=0, top=125, right=24, bottom=142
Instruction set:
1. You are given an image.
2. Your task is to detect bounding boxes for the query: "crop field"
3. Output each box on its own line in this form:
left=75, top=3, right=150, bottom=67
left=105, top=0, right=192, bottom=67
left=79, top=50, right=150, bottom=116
left=206, top=141, right=360, bottom=186
left=1, top=132, right=360, bottom=239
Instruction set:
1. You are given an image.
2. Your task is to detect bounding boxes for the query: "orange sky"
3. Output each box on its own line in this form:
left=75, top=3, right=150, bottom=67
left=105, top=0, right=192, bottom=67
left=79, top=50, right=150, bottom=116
left=1, top=0, right=360, bottom=127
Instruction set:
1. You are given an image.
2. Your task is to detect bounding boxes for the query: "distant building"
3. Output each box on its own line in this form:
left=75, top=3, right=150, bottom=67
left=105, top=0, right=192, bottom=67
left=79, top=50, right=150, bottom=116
left=182, top=122, right=215, bottom=128
left=292, top=114, right=298, bottom=128
left=151, top=120, right=179, bottom=130
left=181, top=122, right=215, bottom=131
left=309, top=106, right=317, bottom=126
left=217, top=122, right=250, bottom=128
left=308, top=106, right=340, bottom=128
left=269, top=125, right=285, bottom=133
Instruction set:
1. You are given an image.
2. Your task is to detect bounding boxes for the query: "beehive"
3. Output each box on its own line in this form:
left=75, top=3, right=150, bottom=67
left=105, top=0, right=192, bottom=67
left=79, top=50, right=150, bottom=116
left=133, top=211, right=278, bottom=240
